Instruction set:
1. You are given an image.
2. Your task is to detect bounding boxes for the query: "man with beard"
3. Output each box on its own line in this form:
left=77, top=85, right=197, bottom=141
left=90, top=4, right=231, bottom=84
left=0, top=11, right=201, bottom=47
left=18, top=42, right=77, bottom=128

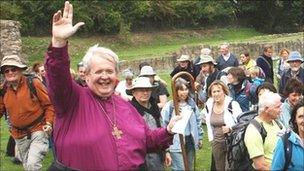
left=279, top=51, right=304, bottom=96
left=195, top=54, right=228, bottom=102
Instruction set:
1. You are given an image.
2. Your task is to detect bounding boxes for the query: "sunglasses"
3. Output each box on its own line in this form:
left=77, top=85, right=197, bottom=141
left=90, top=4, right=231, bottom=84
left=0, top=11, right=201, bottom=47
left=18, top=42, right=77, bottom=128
left=4, top=67, right=18, bottom=74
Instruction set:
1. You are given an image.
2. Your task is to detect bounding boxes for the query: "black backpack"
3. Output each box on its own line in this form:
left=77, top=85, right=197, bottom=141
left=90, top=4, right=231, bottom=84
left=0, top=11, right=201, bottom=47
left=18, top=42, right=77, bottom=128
left=225, top=110, right=284, bottom=170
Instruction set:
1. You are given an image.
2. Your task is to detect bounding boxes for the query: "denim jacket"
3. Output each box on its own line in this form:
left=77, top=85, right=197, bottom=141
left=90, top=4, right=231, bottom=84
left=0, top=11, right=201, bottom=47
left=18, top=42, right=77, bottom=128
left=161, top=98, right=203, bottom=152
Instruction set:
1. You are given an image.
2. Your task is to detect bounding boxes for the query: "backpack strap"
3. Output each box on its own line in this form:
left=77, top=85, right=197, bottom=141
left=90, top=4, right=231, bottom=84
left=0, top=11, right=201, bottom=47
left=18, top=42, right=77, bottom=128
left=282, top=131, right=292, bottom=171
left=250, top=119, right=267, bottom=143
left=274, top=119, right=283, bottom=130
left=26, top=75, right=38, bottom=99
left=228, top=100, right=233, bottom=114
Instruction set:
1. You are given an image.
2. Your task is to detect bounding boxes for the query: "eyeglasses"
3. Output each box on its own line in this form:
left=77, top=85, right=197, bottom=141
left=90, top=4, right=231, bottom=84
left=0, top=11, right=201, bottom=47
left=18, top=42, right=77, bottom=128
left=4, top=67, right=18, bottom=74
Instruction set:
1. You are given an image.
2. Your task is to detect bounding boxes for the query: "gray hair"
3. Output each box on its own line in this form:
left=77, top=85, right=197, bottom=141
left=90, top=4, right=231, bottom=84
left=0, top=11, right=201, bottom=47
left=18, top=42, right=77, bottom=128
left=258, top=91, right=281, bottom=113
left=220, top=43, right=229, bottom=49
left=82, top=44, right=119, bottom=73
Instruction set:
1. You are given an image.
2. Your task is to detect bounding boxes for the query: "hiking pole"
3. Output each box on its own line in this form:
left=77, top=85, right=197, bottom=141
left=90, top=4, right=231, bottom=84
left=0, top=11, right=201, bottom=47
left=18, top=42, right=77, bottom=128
left=172, top=71, right=196, bottom=171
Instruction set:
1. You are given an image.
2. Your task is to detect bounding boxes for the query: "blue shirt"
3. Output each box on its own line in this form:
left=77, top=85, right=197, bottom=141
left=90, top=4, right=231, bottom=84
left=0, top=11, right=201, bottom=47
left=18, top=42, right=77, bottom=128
left=271, top=131, right=304, bottom=171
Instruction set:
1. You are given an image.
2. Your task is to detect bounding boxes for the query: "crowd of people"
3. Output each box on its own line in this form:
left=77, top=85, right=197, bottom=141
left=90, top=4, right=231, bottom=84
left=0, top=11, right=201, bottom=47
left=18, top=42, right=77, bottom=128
left=1, top=1, right=304, bottom=171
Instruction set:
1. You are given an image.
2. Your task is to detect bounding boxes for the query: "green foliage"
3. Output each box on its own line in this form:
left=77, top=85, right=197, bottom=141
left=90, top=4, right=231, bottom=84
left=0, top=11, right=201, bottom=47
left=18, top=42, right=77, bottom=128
left=1, top=0, right=302, bottom=35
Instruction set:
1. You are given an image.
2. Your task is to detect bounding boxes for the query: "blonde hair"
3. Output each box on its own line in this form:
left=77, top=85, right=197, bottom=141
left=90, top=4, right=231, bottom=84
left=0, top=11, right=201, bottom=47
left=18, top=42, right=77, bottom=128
left=279, top=48, right=290, bottom=56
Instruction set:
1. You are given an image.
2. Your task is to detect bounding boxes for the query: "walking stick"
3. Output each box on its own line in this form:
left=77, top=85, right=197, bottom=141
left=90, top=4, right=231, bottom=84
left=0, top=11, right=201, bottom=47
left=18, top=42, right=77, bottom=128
left=171, top=71, right=196, bottom=171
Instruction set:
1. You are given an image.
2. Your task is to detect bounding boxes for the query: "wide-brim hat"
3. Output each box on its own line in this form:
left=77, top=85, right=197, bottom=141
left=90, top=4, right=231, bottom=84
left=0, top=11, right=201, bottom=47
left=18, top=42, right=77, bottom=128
left=126, top=77, right=156, bottom=95
left=0, top=55, right=27, bottom=73
left=177, top=55, right=190, bottom=62
left=286, top=51, right=303, bottom=63
left=139, top=65, right=156, bottom=76
left=196, top=54, right=217, bottom=65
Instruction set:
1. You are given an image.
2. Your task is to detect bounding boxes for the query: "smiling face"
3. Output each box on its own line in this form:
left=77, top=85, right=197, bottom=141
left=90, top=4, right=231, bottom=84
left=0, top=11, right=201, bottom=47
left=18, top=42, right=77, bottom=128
left=3, top=66, right=23, bottom=83
left=288, top=92, right=302, bottom=107
left=295, top=106, right=304, bottom=134
left=179, top=61, right=189, bottom=69
left=85, top=56, right=118, bottom=98
left=210, top=84, right=225, bottom=103
left=177, top=85, right=189, bottom=102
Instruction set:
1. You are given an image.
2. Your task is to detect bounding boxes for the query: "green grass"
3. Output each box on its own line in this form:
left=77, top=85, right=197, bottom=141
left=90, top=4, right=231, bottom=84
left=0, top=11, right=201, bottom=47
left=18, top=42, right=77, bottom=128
left=22, top=27, right=266, bottom=68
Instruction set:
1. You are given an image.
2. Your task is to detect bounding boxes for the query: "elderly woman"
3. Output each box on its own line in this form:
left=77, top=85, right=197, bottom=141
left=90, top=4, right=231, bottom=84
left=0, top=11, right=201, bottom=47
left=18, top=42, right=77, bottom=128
left=202, top=80, right=242, bottom=171
left=115, top=69, right=134, bottom=101
left=129, top=77, right=164, bottom=170
left=46, top=1, right=178, bottom=170
left=227, top=67, right=251, bottom=112
left=272, top=99, right=304, bottom=171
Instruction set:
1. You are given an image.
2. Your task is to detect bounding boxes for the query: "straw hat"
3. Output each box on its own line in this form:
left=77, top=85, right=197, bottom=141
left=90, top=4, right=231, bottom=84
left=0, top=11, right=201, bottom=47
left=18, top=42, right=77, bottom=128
left=1, top=55, right=27, bottom=73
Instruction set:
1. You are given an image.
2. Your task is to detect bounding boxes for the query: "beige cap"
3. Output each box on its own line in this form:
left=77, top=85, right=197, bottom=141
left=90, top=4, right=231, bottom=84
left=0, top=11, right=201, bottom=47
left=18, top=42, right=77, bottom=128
left=177, top=55, right=190, bottom=62
left=1, top=55, right=27, bottom=72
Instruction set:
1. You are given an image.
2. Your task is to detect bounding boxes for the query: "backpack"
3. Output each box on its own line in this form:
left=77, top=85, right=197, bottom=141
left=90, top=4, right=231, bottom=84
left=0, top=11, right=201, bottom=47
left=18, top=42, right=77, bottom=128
left=226, top=110, right=283, bottom=170
left=0, top=74, right=44, bottom=139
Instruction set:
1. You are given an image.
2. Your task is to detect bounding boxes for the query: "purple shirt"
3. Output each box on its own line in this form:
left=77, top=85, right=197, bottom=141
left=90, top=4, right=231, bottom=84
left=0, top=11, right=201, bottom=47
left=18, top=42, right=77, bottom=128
left=45, top=44, right=173, bottom=170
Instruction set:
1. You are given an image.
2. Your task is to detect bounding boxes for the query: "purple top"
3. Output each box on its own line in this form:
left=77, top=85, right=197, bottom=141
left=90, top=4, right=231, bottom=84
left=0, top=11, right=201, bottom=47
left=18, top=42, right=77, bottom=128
left=45, top=44, right=173, bottom=170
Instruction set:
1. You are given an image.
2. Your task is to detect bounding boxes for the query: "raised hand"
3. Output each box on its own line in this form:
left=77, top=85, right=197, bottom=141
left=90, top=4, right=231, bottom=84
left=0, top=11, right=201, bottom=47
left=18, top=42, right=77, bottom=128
left=52, top=1, right=85, bottom=47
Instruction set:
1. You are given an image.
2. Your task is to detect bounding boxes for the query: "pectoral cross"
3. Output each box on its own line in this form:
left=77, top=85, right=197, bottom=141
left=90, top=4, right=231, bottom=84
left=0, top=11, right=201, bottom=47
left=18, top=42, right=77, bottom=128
left=112, top=126, right=123, bottom=139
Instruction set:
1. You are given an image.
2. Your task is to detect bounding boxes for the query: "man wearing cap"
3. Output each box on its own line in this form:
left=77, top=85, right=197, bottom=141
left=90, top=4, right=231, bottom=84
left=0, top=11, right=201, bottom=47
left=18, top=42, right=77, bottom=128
left=0, top=55, right=55, bottom=170
left=140, top=66, right=169, bottom=109
left=216, top=44, right=239, bottom=71
left=170, top=54, right=198, bottom=80
left=129, top=77, right=165, bottom=170
left=196, top=54, right=228, bottom=102
left=279, top=51, right=304, bottom=96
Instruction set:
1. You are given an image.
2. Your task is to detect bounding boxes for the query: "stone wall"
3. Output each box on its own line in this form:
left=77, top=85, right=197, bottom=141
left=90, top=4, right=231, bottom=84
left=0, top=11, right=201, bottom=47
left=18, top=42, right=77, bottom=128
left=119, top=37, right=304, bottom=74
left=0, top=20, right=23, bottom=60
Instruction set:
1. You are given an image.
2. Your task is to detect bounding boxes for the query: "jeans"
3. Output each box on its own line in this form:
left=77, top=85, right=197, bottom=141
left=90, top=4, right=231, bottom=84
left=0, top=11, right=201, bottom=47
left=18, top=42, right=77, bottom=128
left=171, top=136, right=195, bottom=171
left=15, top=131, right=49, bottom=171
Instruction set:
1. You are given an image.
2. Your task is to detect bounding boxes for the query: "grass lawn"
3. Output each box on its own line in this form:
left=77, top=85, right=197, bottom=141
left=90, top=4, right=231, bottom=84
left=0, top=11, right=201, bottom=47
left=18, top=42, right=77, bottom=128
left=22, top=27, right=267, bottom=68
left=1, top=71, right=212, bottom=170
